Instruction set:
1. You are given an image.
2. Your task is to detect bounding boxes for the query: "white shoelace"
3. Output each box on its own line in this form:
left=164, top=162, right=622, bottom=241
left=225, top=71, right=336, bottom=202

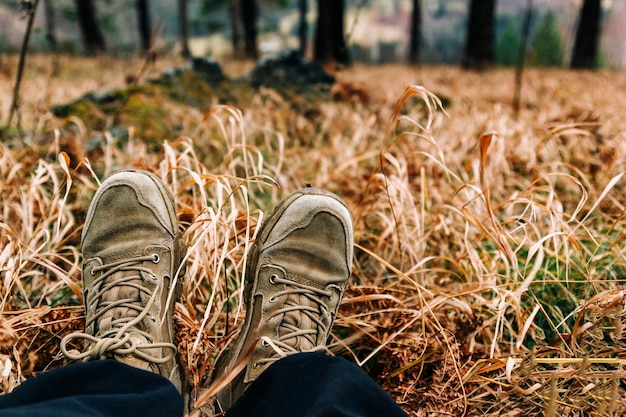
left=60, top=254, right=176, bottom=364
left=254, top=273, right=338, bottom=368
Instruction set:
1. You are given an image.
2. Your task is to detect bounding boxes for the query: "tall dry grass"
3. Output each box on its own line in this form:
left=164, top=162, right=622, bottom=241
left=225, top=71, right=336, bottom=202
left=0, top=56, right=625, bottom=416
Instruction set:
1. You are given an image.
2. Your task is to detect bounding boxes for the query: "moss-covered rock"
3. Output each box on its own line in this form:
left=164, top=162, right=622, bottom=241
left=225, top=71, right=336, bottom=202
left=247, top=49, right=335, bottom=88
left=50, top=55, right=336, bottom=146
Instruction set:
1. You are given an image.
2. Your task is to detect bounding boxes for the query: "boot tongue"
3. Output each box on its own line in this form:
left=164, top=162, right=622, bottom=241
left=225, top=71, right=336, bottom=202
left=96, top=270, right=142, bottom=334
left=96, top=268, right=157, bottom=372
left=279, top=293, right=318, bottom=351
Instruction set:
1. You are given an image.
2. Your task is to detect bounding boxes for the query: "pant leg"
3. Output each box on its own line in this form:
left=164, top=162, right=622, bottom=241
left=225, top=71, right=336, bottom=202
left=225, top=351, right=408, bottom=417
left=0, top=359, right=183, bottom=417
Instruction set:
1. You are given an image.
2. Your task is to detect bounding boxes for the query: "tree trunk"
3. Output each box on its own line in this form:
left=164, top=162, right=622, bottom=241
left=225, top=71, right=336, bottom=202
left=74, top=0, right=106, bottom=55
left=230, top=0, right=242, bottom=57
left=463, top=0, right=495, bottom=70
left=240, top=0, right=258, bottom=59
left=43, top=0, right=60, bottom=75
left=136, top=0, right=151, bottom=53
left=314, top=0, right=348, bottom=65
left=571, top=0, right=602, bottom=69
left=178, top=0, right=191, bottom=58
left=408, top=0, right=421, bottom=64
left=513, top=0, right=533, bottom=118
left=43, top=0, right=57, bottom=50
left=298, top=0, right=308, bottom=57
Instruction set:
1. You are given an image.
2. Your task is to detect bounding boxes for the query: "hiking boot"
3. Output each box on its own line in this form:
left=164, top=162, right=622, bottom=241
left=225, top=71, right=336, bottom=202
left=212, top=187, right=354, bottom=410
left=60, top=170, right=186, bottom=392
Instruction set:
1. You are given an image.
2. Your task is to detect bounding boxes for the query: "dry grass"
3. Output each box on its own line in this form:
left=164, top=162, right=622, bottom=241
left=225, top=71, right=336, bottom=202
left=0, top=54, right=625, bottom=416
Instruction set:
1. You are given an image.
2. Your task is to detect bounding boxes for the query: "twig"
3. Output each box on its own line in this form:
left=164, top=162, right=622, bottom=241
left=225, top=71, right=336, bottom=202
left=2, top=0, right=40, bottom=139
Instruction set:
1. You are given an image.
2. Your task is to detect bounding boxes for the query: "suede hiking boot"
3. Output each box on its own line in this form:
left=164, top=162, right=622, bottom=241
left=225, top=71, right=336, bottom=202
left=212, top=187, right=354, bottom=411
left=60, top=170, right=186, bottom=392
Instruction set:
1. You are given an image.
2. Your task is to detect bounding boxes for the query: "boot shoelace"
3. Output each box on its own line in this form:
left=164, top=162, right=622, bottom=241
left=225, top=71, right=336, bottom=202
left=60, top=254, right=176, bottom=364
left=253, top=272, right=340, bottom=369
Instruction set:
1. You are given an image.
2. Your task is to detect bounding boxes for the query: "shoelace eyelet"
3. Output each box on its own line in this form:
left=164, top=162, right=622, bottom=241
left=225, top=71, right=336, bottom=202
left=269, top=295, right=277, bottom=303
left=152, top=254, right=160, bottom=263
left=269, top=274, right=278, bottom=284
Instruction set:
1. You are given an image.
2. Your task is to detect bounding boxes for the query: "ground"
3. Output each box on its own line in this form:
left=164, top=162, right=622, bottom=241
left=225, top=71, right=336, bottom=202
left=0, top=54, right=625, bottom=416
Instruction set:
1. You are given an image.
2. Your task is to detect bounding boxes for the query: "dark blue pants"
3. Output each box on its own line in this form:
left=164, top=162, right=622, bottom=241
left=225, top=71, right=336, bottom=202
left=0, top=352, right=407, bottom=417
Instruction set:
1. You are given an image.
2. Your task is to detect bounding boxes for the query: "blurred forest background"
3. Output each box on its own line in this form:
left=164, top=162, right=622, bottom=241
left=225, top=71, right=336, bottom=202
left=0, top=0, right=624, bottom=70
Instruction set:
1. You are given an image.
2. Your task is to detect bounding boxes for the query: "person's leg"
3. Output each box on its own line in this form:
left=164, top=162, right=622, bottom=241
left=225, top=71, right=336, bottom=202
left=59, top=169, right=186, bottom=388
left=0, top=170, right=186, bottom=416
left=211, top=187, right=407, bottom=416
left=225, top=352, right=407, bottom=417
left=212, top=187, right=354, bottom=410
left=0, top=360, right=182, bottom=417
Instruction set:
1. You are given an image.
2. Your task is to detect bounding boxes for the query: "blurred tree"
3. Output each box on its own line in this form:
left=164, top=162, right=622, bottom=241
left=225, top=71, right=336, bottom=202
left=202, top=0, right=291, bottom=58
left=496, top=19, right=519, bottom=66
left=314, top=0, right=348, bottom=65
left=408, top=0, right=421, bottom=64
left=42, top=0, right=60, bottom=75
left=298, top=0, right=308, bottom=56
left=463, top=0, right=495, bottom=70
left=531, top=11, right=564, bottom=67
left=42, top=0, right=57, bottom=50
left=178, top=0, right=191, bottom=57
left=241, top=0, right=258, bottom=59
left=74, top=0, right=106, bottom=55
left=571, top=0, right=602, bottom=69
left=231, top=0, right=242, bottom=57
left=201, top=0, right=242, bottom=56
left=513, top=0, right=533, bottom=118
left=434, top=0, right=446, bottom=19
left=136, top=0, right=151, bottom=53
